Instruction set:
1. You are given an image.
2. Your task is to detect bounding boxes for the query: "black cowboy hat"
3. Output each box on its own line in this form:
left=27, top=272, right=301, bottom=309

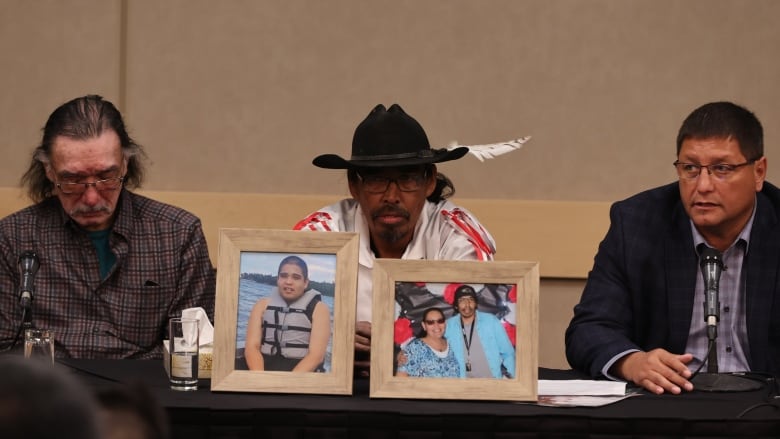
left=312, top=104, right=469, bottom=169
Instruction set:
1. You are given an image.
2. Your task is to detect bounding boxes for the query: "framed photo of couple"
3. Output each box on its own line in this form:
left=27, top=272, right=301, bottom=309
left=370, top=259, right=539, bottom=402
left=211, top=228, right=358, bottom=395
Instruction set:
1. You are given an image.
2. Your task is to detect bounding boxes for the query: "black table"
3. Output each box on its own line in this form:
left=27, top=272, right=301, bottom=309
left=60, top=359, right=780, bottom=438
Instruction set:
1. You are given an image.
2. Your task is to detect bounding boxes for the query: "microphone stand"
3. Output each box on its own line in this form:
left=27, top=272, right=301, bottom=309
left=691, top=246, right=762, bottom=392
left=6, top=252, right=39, bottom=352
left=691, top=343, right=762, bottom=392
left=706, top=337, right=718, bottom=374
left=2, top=300, right=33, bottom=353
left=21, top=298, right=34, bottom=330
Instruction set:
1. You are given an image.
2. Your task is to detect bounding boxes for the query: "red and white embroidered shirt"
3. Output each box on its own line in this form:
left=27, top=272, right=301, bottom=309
left=294, top=199, right=496, bottom=322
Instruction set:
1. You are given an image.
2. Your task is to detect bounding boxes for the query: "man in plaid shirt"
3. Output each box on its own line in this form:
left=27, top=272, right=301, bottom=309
left=0, top=95, right=215, bottom=359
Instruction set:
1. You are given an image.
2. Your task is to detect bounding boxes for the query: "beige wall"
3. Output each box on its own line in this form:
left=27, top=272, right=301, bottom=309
left=3, top=1, right=779, bottom=369
left=3, top=1, right=780, bottom=201
left=539, top=279, right=581, bottom=368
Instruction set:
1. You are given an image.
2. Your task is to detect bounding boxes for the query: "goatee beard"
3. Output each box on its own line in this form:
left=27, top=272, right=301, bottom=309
left=371, top=205, right=411, bottom=244
left=377, top=227, right=406, bottom=243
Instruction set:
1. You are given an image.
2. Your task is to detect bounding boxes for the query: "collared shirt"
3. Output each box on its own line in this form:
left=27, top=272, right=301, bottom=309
left=685, top=208, right=754, bottom=372
left=0, top=190, right=216, bottom=359
left=601, top=201, right=755, bottom=379
left=294, top=198, right=496, bottom=322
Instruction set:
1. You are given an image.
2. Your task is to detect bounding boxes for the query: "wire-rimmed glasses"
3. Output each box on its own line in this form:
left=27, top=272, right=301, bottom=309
left=673, top=160, right=756, bottom=181
left=55, top=176, right=125, bottom=195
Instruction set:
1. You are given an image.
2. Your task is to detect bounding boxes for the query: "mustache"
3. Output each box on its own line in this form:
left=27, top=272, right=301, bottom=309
left=70, top=204, right=111, bottom=216
left=371, top=205, right=410, bottom=220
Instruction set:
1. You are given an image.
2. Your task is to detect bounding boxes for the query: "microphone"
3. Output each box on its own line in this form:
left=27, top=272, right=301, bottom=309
left=692, top=245, right=763, bottom=392
left=18, top=251, right=39, bottom=312
left=699, top=246, right=722, bottom=343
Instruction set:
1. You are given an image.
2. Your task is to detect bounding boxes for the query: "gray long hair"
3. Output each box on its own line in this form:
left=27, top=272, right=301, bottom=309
left=21, top=95, right=147, bottom=203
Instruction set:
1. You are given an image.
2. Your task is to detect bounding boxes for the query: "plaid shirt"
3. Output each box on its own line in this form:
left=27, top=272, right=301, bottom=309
left=0, top=190, right=215, bottom=359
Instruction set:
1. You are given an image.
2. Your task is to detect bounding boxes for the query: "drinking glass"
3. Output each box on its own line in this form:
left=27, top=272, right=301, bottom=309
left=169, top=318, right=199, bottom=391
left=24, top=329, right=54, bottom=363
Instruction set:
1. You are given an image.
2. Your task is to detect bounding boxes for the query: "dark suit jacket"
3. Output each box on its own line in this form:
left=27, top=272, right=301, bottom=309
left=565, top=182, right=780, bottom=378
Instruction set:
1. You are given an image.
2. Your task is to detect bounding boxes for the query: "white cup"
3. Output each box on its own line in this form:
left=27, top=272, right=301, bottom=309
left=24, top=329, right=54, bottom=363
left=169, top=318, right=199, bottom=391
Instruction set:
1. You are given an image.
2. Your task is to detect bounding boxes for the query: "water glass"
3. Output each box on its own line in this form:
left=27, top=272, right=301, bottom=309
left=24, top=329, right=54, bottom=363
left=169, top=317, right=199, bottom=391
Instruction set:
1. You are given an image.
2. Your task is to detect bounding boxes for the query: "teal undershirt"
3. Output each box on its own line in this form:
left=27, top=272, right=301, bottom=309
left=87, top=229, right=116, bottom=280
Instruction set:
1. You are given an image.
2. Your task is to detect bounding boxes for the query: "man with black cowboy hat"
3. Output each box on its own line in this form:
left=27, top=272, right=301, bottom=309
left=295, top=104, right=496, bottom=373
left=445, top=284, right=515, bottom=378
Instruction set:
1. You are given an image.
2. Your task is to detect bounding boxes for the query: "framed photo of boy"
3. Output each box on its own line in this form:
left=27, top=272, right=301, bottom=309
left=370, top=259, right=539, bottom=401
left=211, top=228, right=358, bottom=395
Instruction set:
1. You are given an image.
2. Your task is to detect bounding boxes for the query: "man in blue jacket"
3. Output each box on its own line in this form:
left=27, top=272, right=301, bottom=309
left=566, top=101, right=780, bottom=394
left=446, top=285, right=515, bottom=378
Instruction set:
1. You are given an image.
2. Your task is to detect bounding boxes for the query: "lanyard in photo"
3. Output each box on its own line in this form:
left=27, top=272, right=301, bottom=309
left=460, top=317, right=475, bottom=372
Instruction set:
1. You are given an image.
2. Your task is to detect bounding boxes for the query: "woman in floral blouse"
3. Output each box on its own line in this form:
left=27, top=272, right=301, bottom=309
left=396, top=308, right=460, bottom=377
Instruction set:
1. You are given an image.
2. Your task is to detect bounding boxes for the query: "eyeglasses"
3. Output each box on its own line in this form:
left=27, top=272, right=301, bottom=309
left=356, top=171, right=428, bottom=193
left=673, top=160, right=756, bottom=181
left=424, top=318, right=445, bottom=325
left=56, top=176, right=125, bottom=195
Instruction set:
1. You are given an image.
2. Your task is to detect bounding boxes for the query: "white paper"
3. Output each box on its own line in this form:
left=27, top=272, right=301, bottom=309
left=535, top=394, right=639, bottom=408
left=538, top=379, right=627, bottom=396
left=181, top=307, right=214, bottom=346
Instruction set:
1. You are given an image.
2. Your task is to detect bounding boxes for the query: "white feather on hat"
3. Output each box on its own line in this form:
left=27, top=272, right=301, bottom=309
left=447, top=136, right=531, bottom=162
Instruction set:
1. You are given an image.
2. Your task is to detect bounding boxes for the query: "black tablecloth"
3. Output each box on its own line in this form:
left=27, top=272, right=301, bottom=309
left=59, top=359, right=780, bottom=438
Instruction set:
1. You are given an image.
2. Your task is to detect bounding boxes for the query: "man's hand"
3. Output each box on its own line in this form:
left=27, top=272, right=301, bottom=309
left=354, top=321, right=371, bottom=377
left=396, top=350, right=408, bottom=366
left=612, top=349, right=694, bottom=394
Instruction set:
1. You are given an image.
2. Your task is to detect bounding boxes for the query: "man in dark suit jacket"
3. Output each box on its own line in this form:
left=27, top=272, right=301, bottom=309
left=566, top=101, right=780, bottom=395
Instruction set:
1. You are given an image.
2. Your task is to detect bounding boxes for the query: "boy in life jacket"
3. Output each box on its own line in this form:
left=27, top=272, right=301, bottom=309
left=244, top=255, right=330, bottom=372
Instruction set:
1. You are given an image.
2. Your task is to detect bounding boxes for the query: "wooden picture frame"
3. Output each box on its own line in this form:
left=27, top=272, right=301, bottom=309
left=370, top=259, right=539, bottom=401
left=211, top=228, right=358, bottom=395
